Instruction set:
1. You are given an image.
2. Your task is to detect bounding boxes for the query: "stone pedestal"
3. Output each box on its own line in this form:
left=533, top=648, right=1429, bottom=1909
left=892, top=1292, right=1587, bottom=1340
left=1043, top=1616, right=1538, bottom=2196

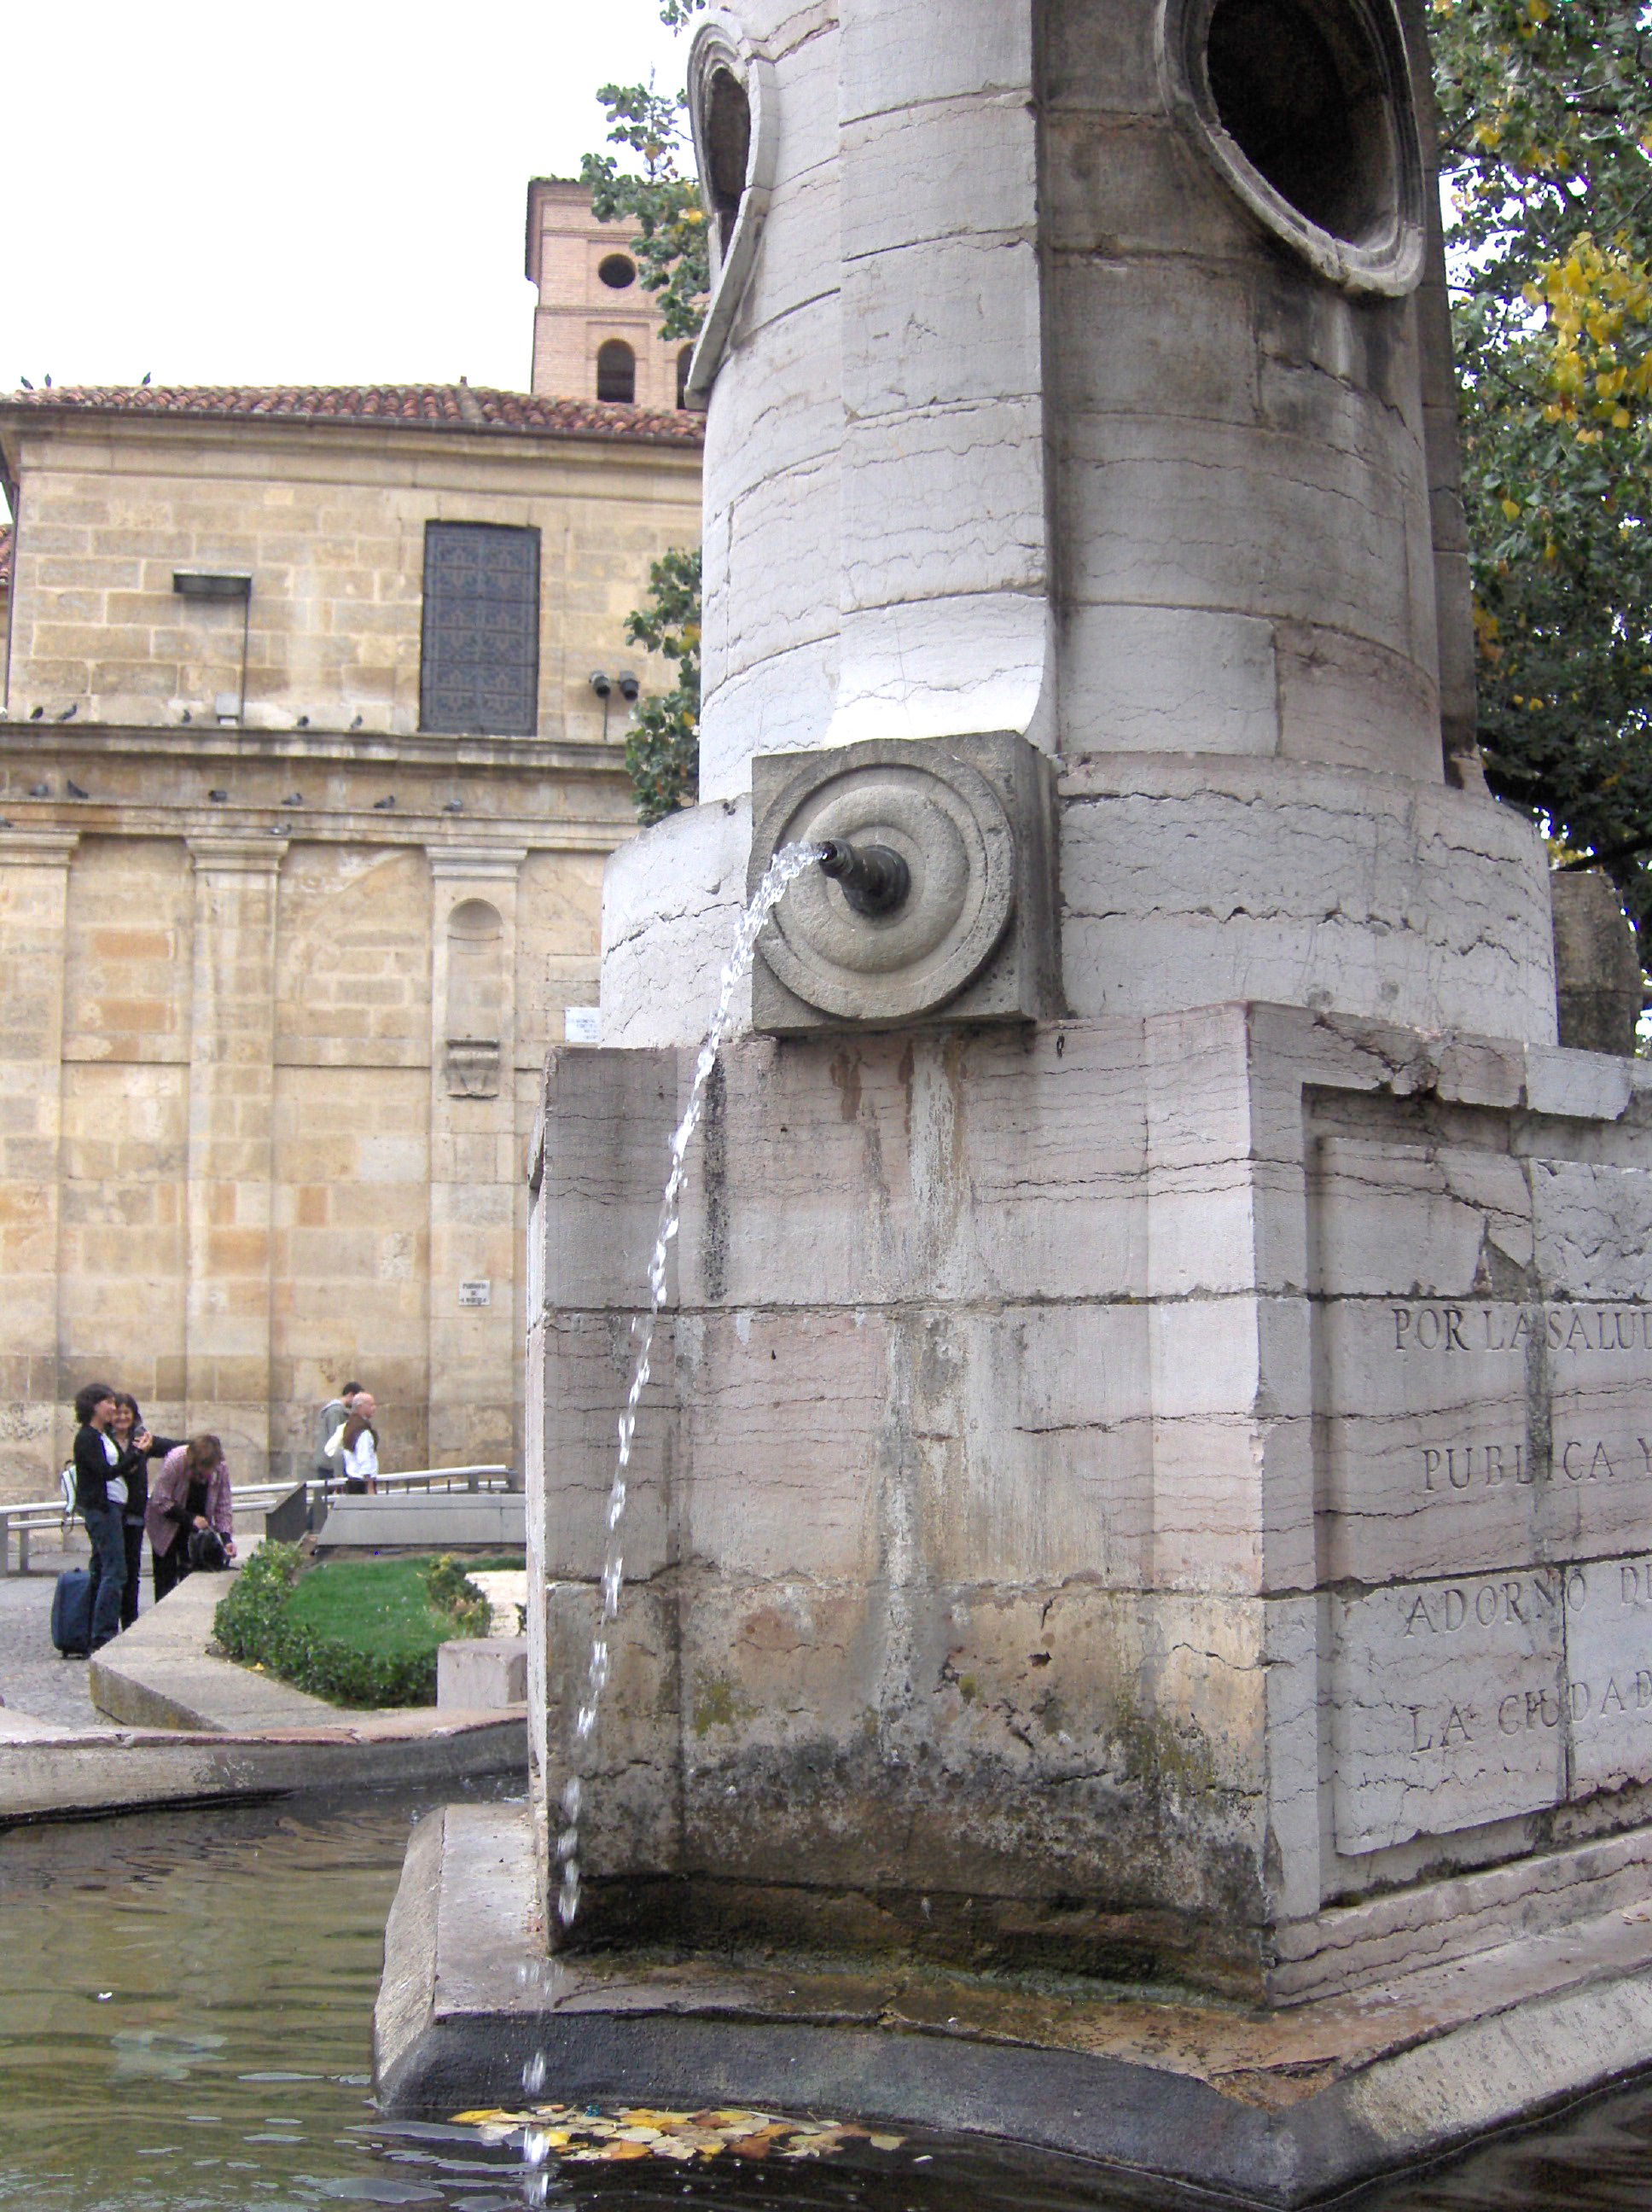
left=531, top=1007, right=1652, bottom=2003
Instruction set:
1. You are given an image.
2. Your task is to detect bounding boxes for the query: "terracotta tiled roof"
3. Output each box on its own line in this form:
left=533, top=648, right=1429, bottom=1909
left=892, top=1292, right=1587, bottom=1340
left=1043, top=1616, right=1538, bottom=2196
left=0, top=384, right=703, bottom=447
left=0, top=524, right=10, bottom=587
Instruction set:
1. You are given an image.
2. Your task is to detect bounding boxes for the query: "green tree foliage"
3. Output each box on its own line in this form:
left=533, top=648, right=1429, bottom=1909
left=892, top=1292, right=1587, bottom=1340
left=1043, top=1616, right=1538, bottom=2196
left=623, top=545, right=703, bottom=824
left=1433, top=0, right=1652, bottom=927
left=579, top=79, right=710, bottom=344
left=582, top=5, right=709, bottom=820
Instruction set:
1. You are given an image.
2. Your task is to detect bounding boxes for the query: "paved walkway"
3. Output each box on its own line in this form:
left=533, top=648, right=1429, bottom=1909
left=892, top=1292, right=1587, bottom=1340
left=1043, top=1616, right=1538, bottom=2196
left=0, top=1532, right=107, bottom=1730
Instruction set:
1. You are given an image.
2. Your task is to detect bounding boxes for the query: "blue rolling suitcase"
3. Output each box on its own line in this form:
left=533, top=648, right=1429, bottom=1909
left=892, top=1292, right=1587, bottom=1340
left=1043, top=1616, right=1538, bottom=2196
left=50, top=1568, right=94, bottom=1657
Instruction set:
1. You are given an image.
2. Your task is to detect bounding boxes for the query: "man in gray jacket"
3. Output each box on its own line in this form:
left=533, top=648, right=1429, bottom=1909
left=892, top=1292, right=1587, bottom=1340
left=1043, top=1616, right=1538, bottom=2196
left=314, top=1380, right=365, bottom=1493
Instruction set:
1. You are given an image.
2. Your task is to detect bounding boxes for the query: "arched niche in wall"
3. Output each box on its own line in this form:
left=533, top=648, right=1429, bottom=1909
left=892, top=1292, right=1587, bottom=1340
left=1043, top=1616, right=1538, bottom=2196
left=445, top=895, right=504, bottom=1098
left=1158, top=0, right=1426, bottom=295
left=683, top=13, right=777, bottom=405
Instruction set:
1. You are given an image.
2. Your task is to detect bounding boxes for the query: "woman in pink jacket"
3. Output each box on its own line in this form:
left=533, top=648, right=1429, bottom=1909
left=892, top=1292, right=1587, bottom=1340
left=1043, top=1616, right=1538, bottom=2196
left=146, top=1434, right=236, bottom=1601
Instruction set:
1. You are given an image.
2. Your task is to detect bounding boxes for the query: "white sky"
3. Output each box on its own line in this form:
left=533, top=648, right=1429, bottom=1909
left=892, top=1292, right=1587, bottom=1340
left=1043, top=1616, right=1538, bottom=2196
left=3, top=0, right=688, bottom=398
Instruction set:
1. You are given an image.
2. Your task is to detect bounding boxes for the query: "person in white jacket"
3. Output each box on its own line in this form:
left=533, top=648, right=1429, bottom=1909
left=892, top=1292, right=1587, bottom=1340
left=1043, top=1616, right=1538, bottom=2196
left=329, top=1393, right=380, bottom=1493
left=315, top=1380, right=365, bottom=1490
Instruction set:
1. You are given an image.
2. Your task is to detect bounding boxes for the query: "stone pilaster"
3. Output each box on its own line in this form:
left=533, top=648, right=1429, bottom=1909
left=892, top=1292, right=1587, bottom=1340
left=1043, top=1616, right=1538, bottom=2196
left=184, top=835, right=286, bottom=1471
left=427, top=847, right=527, bottom=1470
left=0, top=832, right=79, bottom=1500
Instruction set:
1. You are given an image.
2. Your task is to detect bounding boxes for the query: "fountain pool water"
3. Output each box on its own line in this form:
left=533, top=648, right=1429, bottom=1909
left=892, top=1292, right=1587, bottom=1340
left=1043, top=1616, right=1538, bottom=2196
left=6, top=1783, right=1652, bottom=2209
left=554, top=841, right=824, bottom=1933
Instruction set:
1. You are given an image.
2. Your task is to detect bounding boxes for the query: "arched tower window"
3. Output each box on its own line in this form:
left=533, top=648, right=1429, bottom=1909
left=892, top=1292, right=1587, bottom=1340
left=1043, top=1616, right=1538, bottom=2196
left=676, top=346, right=694, bottom=410
left=596, top=340, right=636, bottom=405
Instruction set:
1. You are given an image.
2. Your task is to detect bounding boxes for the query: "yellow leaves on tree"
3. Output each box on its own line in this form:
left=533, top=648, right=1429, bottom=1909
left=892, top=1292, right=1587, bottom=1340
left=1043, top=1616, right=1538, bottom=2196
left=1528, top=233, right=1652, bottom=438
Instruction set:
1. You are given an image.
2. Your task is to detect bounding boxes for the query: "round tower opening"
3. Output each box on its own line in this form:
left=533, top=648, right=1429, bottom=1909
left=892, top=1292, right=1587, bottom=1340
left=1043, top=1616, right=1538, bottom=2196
left=1204, top=0, right=1398, bottom=247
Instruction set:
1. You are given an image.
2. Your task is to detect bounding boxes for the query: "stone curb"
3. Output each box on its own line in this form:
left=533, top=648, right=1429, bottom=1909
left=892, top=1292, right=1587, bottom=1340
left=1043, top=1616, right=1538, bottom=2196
left=0, top=1563, right=525, bottom=1822
left=375, top=1805, right=1652, bottom=2209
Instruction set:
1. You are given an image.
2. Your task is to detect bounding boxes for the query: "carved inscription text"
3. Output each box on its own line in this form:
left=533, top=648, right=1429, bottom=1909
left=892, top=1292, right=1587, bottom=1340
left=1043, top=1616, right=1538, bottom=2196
left=1334, top=1556, right=1652, bottom=1854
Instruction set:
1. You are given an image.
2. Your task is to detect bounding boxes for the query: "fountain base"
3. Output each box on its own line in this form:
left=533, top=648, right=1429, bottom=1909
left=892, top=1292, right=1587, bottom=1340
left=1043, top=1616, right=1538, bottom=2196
left=377, top=1802, right=1652, bottom=2208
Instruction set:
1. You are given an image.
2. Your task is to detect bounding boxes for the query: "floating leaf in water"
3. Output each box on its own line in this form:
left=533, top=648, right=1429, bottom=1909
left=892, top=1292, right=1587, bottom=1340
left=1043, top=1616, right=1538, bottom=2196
left=450, top=2099, right=902, bottom=2165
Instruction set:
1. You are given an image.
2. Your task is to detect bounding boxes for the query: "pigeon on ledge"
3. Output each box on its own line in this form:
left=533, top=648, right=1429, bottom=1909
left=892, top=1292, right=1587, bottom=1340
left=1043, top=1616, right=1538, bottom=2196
left=65, top=779, right=89, bottom=800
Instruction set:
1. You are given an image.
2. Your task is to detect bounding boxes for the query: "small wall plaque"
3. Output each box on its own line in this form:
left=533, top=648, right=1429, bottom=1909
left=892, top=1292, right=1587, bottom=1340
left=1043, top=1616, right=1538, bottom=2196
left=564, top=1006, right=602, bottom=1045
left=459, top=1278, right=492, bottom=1308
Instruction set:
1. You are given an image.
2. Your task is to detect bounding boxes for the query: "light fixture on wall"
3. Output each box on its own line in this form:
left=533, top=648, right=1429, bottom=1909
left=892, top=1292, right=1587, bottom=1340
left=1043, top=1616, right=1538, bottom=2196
left=590, top=670, right=614, bottom=741
left=174, top=570, right=253, bottom=725
left=172, top=571, right=252, bottom=601
left=618, top=672, right=640, bottom=703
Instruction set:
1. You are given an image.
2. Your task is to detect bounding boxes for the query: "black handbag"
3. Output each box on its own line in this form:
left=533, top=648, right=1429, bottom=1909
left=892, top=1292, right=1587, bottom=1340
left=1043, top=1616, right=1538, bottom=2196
left=186, top=1527, right=230, bottom=1572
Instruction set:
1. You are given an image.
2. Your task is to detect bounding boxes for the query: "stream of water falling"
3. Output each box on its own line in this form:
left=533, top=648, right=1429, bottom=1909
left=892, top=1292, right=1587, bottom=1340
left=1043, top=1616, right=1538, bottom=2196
left=552, top=840, right=823, bottom=1934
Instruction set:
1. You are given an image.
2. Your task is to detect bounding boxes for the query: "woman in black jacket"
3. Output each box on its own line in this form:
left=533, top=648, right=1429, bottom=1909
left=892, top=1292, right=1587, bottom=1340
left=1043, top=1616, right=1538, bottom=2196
left=72, top=1382, right=142, bottom=1652
left=109, top=1394, right=181, bottom=1629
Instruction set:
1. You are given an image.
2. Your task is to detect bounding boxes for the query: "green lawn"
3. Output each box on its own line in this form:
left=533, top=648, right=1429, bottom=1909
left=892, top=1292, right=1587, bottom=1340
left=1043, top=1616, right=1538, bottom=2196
left=283, top=1557, right=472, bottom=1662
left=213, top=1545, right=507, bottom=1708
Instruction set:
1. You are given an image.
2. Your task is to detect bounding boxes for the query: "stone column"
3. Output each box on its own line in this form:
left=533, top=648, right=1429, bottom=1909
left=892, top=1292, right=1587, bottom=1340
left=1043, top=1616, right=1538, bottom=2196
left=829, top=0, right=1049, bottom=750
left=0, top=832, right=79, bottom=1499
left=427, top=847, right=526, bottom=1470
left=184, top=835, right=286, bottom=1471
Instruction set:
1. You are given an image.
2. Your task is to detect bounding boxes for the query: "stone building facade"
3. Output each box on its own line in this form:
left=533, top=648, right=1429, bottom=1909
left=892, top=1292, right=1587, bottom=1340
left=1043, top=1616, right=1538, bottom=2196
left=526, top=179, right=689, bottom=414
left=0, top=385, right=702, bottom=1504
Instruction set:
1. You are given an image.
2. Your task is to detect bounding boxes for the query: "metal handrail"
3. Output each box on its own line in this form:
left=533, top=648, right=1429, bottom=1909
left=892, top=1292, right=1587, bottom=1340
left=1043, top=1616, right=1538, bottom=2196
left=0, top=1464, right=518, bottom=1574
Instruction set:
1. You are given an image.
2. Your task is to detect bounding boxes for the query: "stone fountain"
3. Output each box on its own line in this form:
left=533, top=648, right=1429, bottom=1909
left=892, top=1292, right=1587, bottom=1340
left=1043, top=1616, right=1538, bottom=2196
left=376, top=2, right=1652, bottom=2199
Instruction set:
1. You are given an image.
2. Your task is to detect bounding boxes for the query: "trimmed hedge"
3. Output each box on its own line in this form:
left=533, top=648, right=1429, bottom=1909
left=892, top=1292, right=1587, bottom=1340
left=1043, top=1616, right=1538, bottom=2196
left=213, top=1544, right=492, bottom=1708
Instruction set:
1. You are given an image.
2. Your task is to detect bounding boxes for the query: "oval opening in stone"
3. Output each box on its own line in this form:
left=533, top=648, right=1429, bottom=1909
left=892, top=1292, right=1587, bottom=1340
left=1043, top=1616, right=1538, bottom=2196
left=704, top=66, right=752, bottom=259
left=597, top=253, right=637, bottom=290
left=1204, top=0, right=1397, bottom=246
